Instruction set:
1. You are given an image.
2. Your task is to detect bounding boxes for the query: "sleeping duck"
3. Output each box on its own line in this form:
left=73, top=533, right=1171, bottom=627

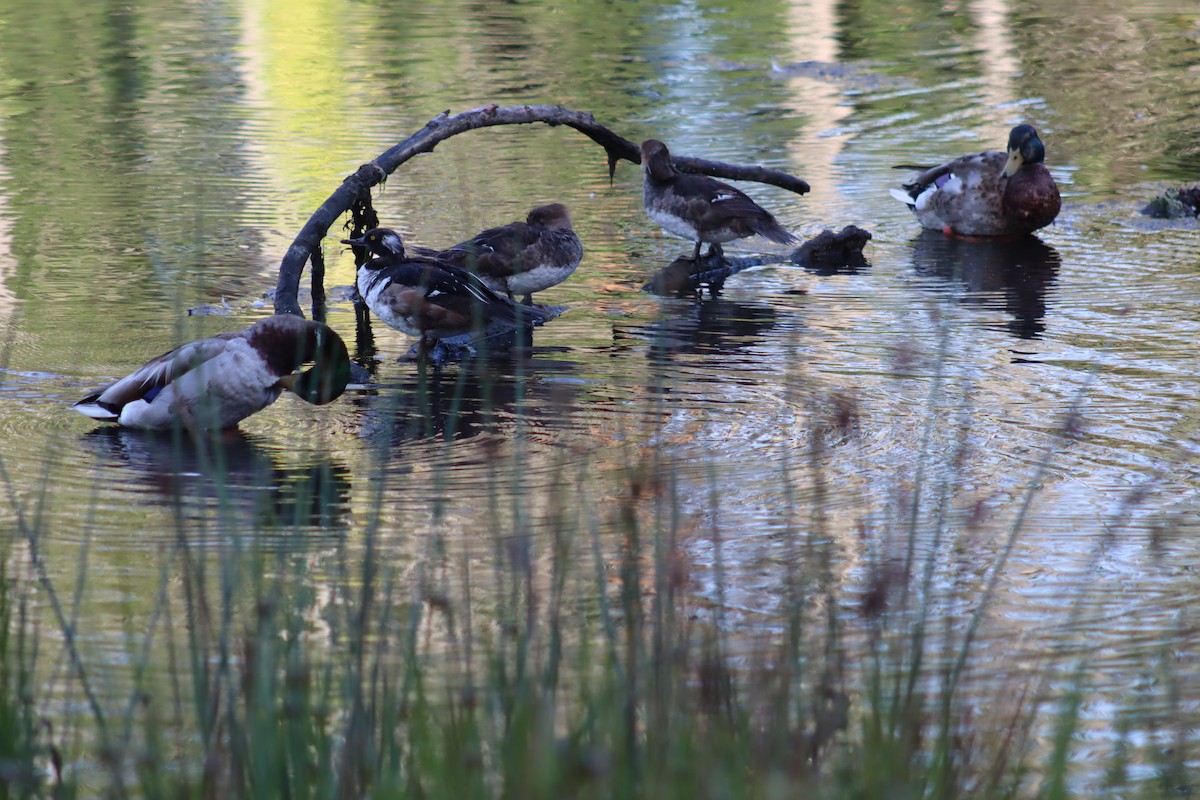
left=418, top=204, right=583, bottom=304
left=74, top=315, right=350, bottom=431
left=341, top=227, right=553, bottom=348
left=890, top=124, right=1061, bottom=237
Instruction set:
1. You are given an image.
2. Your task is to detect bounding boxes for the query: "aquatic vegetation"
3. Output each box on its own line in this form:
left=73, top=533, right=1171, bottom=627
left=2, top=350, right=1191, bottom=799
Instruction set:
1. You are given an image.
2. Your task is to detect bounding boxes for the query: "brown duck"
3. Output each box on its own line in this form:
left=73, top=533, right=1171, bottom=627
left=890, top=124, right=1061, bottom=237
left=640, top=138, right=797, bottom=260
left=421, top=203, right=583, bottom=304
left=342, top=228, right=553, bottom=347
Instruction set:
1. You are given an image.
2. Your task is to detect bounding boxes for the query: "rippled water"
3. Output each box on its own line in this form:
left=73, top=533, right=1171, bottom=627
left=3, top=0, right=1200, bottom=788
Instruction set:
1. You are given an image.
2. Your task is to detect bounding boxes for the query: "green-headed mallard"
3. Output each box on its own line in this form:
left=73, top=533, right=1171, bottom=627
left=74, top=315, right=350, bottom=430
left=890, top=124, right=1061, bottom=237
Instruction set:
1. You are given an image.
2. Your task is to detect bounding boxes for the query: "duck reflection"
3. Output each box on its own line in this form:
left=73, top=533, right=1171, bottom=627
left=354, top=301, right=557, bottom=367
left=355, top=356, right=585, bottom=449
left=82, top=427, right=352, bottom=537
left=910, top=231, right=1060, bottom=338
left=618, top=297, right=780, bottom=363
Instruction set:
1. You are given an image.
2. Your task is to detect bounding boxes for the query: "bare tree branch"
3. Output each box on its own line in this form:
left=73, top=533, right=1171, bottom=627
left=274, top=104, right=811, bottom=317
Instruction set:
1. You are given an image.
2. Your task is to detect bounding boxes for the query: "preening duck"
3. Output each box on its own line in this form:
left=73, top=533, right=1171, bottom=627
left=341, top=227, right=553, bottom=347
left=640, top=138, right=797, bottom=261
left=890, top=124, right=1061, bottom=237
left=424, top=203, right=583, bottom=304
left=74, top=315, right=350, bottom=431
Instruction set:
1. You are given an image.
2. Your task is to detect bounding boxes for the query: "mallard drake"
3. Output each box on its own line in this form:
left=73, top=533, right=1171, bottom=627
left=640, top=138, right=797, bottom=261
left=890, top=124, right=1061, bottom=237
left=341, top=227, right=553, bottom=347
left=420, top=204, right=583, bottom=304
left=74, top=315, right=350, bottom=430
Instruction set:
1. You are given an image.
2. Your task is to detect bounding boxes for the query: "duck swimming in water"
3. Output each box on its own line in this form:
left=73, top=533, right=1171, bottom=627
left=74, top=315, right=350, bottom=431
left=890, top=124, right=1061, bottom=237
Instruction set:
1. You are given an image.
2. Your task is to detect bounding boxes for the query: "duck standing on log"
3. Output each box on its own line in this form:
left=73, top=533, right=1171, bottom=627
left=420, top=203, right=582, bottom=305
left=640, top=138, right=797, bottom=261
left=342, top=227, right=553, bottom=351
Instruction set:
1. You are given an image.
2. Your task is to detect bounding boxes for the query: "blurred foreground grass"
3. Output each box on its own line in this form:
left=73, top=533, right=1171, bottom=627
left=0, top=350, right=1190, bottom=800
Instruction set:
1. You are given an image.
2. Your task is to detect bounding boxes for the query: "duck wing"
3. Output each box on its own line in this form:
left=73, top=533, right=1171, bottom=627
left=75, top=332, right=240, bottom=418
left=895, top=151, right=1009, bottom=235
left=673, top=174, right=797, bottom=245
left=371, top=255, right=510, bottom=306
left=438, top=223, right=536, bottom=278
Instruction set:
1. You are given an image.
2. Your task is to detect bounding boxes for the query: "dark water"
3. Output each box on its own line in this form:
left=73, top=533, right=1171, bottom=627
left=3, top=0, right=1200, bottom=787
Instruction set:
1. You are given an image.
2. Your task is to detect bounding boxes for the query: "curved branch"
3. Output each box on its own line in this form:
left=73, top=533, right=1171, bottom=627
left=274, top=104, right=812, bottom=316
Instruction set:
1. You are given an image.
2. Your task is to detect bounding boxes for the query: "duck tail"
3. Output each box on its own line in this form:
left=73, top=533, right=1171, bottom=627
left=74, top=394, right=119, bottom=421
left=889, top=187, right=918, bottom=208
left=488, top=298, right=556, bottom=328
left=750, top=217, right=799, bottom=246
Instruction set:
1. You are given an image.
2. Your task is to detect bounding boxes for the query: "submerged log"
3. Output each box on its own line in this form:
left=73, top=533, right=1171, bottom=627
left=274, top=104, right=811, bottom=316
left=1142, top=186, right=1200, bottom=219
left=791, top=225, right=872, bottom=270
left=642, top=226, right=872, bottom=297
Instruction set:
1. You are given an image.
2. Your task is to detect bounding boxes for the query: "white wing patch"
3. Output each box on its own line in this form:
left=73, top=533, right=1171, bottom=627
left=712, top=193, right=737, bottom=203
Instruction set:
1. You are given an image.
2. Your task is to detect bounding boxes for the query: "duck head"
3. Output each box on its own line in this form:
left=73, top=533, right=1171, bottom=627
left=640, top=139, right=676, bottom=182
left=256, top=316, right=352, bottom=405
left=526, top=203, right=573, bottom=231
left=341, top=227, right=406, bottom=260
left=1002, top=125, right=1046, bottom=178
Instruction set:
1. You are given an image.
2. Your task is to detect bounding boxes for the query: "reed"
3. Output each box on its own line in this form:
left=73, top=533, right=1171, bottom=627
left=0, top=332, right=1188, bottom=799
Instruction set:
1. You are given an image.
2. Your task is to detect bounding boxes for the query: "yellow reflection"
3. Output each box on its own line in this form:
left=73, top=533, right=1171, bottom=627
left=0, top=138, right=15, bottom=315
left=783, top=0, right=852, bottom=215
left=238, top=0, right=361, bottom=212
left=968, top=0, right=1019, bottom=109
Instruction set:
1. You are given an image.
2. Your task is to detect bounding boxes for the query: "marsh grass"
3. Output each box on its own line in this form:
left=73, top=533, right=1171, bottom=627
left=0, top=328, right=1191, bottom=799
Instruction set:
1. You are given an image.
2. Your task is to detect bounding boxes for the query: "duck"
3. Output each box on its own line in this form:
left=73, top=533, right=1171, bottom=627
left=74, top=315, right=350, bottom=431
left=640, top=138, right=797, bottom=261
left=420, top=203, right=583, bottom=304
left=341, top=227, right=554, bottom=348
left=889, top=124, right=1061, bottom=237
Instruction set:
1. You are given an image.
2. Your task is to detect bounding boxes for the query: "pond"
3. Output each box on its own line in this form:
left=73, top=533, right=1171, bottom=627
left=2, top=0, right=1200, bottom=792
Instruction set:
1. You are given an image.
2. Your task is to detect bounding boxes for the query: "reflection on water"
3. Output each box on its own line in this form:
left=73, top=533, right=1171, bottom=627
left=80, top=426, right=352, bottom=540
left=354, top=355, right=585, bottom=449
left=1, top=0, right=1200, bottom=791
left=623, top=297, right=780, bottom=363
left=910, top=231, right=1060, bottom=339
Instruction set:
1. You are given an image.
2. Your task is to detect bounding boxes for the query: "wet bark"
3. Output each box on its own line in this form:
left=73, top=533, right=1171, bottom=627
left=642, top=226, right=873, bottom=296
left=273, top=104, right=812, bottom=317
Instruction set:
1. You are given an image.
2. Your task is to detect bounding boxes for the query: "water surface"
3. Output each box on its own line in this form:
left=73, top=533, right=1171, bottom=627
left=3, top=0, right=1200, bottom=788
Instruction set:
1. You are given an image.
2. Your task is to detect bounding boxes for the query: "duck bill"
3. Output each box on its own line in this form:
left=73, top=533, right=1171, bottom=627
left=279, top=362, right=351, bottom=405
left=341, top=236, right=366, bottom=246
left=276, top=372, right=300, bottom=393
left=1001, top=150, right=1023, bottom=178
